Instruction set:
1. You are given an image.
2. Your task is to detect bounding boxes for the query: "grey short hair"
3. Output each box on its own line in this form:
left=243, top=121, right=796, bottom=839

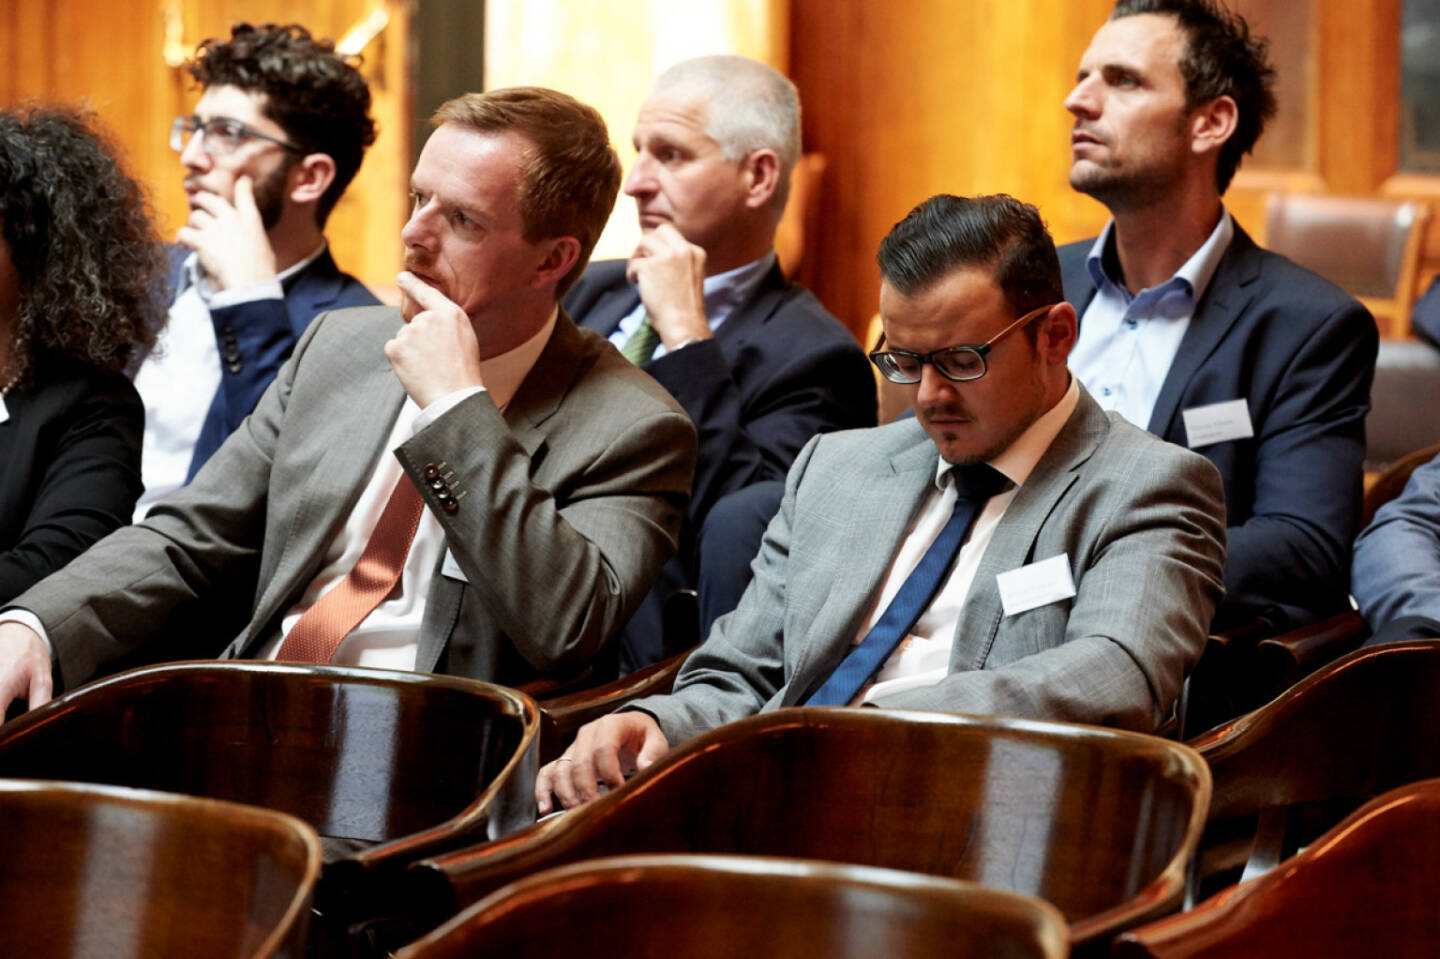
left=653, top=54, right=801, bottom=212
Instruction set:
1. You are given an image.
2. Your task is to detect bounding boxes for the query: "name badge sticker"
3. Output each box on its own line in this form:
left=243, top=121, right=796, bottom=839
left=440, top=549, right=469, bottom=583
left=996, top=553, right=1077, bottom=617
left=1182, top=399, right=1253, bottom=449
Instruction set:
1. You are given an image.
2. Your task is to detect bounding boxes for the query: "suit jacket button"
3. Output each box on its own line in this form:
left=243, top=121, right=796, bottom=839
left=423, top=464, right=440, bottom=480
left=443, top=500, right=459, bottom=514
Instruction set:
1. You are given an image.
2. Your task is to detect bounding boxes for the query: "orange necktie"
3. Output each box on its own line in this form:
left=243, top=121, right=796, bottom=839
left=275, top=475, right=427, bottom=663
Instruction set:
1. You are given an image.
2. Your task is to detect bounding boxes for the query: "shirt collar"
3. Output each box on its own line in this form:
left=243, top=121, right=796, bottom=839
left=934, top=376, right=1081, bottom=490
left=698, top=251, right=777, bottom=329
left=1085, top=208, right=1234, bottom=310
left=479, top=306, right=559, bottom=410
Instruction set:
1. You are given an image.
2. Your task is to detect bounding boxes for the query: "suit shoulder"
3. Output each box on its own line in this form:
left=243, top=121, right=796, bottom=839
left=805, top=417, right=930, bottom=467
left=572, top=324, right=691, bottom=420
left=332, top=270, right=381, bottom=308
left=1057, top=238, right=1095, bottom=265
left=1093, top=411, right=1224, bottom=492
left=765, top=282, right=864, bottom=348
left=564, top=260, right=630, bottom=311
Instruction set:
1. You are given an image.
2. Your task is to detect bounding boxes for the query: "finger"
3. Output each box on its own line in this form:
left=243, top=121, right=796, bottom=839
left=592, top=740, right=628, bottom=789
left=26, top=663, right=51, bottom=710
left=550, top=757, right=583, bottom=810
left=636, top=726, right=669, bottom=770
left=570, top=747, right=605, bottom=803
left=535, top=763, right=555, bottom=814
left=233, top=175, right=260, bottom=219
left=187, top=189, right=234, bottom=217
left=395, top=271, right=457, bottom=313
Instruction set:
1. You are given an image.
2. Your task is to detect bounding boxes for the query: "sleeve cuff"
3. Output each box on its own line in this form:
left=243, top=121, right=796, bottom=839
left=0, top=609, right=53, bottom=656
left=208, top=279, right=284, bottom=309
left=414, top=385, right=489, bottom=434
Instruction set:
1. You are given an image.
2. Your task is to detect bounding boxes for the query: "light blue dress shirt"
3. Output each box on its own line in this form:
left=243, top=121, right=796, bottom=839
left=1069, top=210, right=1234, bottom=428
left=608, top=251, right=777, bottom=359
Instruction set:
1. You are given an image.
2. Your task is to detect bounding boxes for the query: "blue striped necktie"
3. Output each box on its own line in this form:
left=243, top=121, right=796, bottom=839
left=804, top=463, right=1011, bottom=706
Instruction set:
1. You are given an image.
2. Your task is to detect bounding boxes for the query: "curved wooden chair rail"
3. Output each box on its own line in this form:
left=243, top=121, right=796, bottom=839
left=0, top=779, right=321, bottom=959
left=1180, top=610, right=1369, bottom=740
left=394, top=854, right=1069, bottom=959
left=402, top=709, right=1210, bottom=958
left=1188, top=639, right=1440, bottom=896
left=0, top=661, right=540, bottom=955
left=1115, top=777, right=1440, bottom=958
left=537, top=646, right=694, bottom=764
left=1361, top=440, right=1440, bottom=529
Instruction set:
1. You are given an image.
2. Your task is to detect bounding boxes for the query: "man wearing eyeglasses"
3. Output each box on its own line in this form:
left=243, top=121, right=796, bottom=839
left=538, top=194, right=1226, bottom=812
left=131, top=22, right=378, bottom=517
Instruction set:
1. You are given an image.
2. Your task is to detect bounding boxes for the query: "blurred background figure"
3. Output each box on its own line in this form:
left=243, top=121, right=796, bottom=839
left=0, top=105, right=166, bottom=602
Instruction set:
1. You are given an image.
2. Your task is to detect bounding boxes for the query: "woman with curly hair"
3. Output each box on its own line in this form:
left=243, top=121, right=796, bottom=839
left=0, top=106, right=166, bottom=601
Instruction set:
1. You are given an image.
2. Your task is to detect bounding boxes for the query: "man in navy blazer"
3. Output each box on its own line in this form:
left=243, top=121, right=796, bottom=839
left=132, top=23, right=378, bottom=516
left=1059, top=0, right=1376, bottom=631
left=564, top=55, right=876, bottom=666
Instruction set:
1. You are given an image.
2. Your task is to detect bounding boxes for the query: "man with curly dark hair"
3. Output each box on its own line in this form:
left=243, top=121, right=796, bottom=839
left=1059, top=0, right=1377, bottom=632
left=0, top=106, right=166, bottom=601
left=132, top=22, right=379, bottom=517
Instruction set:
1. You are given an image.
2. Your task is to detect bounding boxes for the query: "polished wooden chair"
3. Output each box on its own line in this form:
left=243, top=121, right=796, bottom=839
left=395, top=854, right=1069, bottom=959
left=0, top=661, right=538, bottom=955
left=404, top=708, right=1209, bottom=957
left=1115, top=778, right=1440, bottom=958
left=0, top=778, right=321, bottom=959
left=1361, top=440, right=1440, bottom=528
left=537, top=646, right=693, bottom=765
left=1189, top=640, right=1440, bottom=896
left=776, top=152, right=827, bottom=287
left=1264, top=192, right=1431, bottom=338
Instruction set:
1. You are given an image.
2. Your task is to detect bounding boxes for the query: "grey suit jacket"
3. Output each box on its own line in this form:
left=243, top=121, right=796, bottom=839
left=16, top=306, right=698, bottom=690
left=636, top=387, right=1226, bottom=741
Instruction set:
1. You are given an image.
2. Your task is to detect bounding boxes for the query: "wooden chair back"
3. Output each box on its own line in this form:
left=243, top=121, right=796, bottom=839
left=1190, top=640, right=1440, bottom=890
left=0, top=779, right=320, bottom=959
left=1265, top=193, right=1431, bottom=337
left=410, top=709, right=1210, bottom=955
left=1361, top=440, right=1440, bottom=528
left=0, top=661, right=539, bottom=953
left=1115, top=778, right=1440, bottom=958
left=396, top=854, right=1069, bottom=959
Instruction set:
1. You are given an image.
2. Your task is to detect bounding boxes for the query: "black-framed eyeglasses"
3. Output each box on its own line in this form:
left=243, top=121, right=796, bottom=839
left=869, top=302, right=1059, bottom=384
left=170, top=115, right=304, bottom=157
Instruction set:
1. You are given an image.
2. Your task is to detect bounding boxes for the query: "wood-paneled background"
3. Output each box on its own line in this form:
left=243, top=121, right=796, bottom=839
left=0, top=0, right=1434, bottom=336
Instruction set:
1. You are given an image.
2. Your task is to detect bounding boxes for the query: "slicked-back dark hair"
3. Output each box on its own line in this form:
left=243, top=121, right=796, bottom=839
left=0, top=105, right=164, bottom=386
left=1111, top=0, right=1276, bottom=193
left=188, top=22, right=376, bottom=225
left=877, top=194, right=1062, bottom=336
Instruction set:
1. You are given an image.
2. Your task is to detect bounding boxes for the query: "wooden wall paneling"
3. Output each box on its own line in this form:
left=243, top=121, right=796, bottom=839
left=790, top=0, right=1112, bottom=337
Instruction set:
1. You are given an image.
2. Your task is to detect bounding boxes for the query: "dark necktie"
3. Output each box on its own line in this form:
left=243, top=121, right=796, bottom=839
left=804, top=463, right=1011, bottom=706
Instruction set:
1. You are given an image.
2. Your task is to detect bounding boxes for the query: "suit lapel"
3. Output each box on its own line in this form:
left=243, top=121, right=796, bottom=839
left=951, top=390, right=1108, bottom=669
left=1061, top=244, right=1099, bottom=316
left=706, top=261, right=789, bottom=351
left=574, top=278, right=641, bottom=338
left=282, top=249, right=348, bottom=335
left=1145, top=227, right=1261, bottom=439
left=782, top=429, right=939, bottom=705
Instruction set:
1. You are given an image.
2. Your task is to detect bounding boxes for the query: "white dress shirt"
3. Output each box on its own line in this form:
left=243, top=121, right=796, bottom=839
left=608, top=251, right=777, bottom=356
left=1069, top=210, right=1233, bottom=428
left=132, top=243, right=328, bottom=518
left=855, top=377, right=1081, bottom=704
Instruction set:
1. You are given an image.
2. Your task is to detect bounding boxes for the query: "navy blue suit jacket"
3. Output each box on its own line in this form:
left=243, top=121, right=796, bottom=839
left=1059, top=224, right=1378, bottom=630
left=159, top=245, right=379, bottom=479
left=564, top=258, right=876, bottom=664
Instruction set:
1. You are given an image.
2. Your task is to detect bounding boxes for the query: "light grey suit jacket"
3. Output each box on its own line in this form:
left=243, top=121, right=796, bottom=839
left=636, top=387, right=1226, bottom=741
left=16, top=306, right=698, bottom=691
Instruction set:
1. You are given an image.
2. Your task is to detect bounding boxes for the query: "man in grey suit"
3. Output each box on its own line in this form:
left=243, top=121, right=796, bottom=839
left=538, top=194, right=1226, bottom=812
left=0, top=87, right=697, bottom=713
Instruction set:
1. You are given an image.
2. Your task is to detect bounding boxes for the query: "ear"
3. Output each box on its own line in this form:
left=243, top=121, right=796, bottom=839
left=529, top=236, right=583, bottom=291
left=741, top=149, right=781, bottom=211
left=287, top=153, right=338, bottom=206
left=1037, top=302, right=1078, bottom=366
left=1189, top=95, right=1238, bottom=157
